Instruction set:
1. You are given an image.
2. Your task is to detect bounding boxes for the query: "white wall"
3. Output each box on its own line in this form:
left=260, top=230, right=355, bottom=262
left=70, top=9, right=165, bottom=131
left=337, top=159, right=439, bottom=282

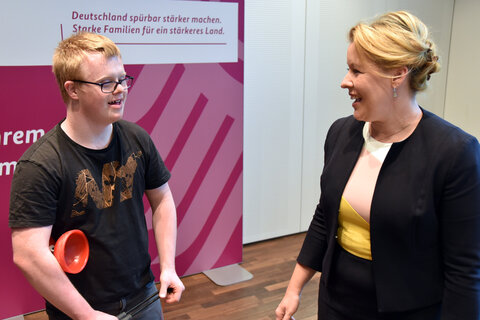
left=444, top=0, right=480, bottom=139
left=243, top=1, right=306, bottom=243
left=244, top=0, right=456, bottom=243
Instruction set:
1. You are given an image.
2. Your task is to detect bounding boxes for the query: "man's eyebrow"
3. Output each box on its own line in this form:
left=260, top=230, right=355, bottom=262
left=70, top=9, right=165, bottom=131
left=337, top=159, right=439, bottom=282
left=95, top=73, right=127, bottom=82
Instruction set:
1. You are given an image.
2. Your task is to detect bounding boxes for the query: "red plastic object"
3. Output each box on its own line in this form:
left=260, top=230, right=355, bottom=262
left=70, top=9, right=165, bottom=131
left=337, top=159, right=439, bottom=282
left=53, top=229, right=89, bottom=274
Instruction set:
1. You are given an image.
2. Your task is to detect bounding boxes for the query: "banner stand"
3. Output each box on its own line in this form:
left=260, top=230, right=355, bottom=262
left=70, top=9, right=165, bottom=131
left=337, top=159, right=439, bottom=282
left=1, top=1, right=243, bottom=317
left=202, top=263, right=253, bottom=286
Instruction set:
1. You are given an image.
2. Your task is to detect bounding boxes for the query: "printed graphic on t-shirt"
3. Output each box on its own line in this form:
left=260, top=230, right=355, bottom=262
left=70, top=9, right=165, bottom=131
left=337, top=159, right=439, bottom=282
left=72, top=151, right=143, bottom=217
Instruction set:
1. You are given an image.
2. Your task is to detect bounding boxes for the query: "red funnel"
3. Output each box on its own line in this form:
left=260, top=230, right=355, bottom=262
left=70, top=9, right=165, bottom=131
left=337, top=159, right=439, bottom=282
left=51, top=230, right=89, bottom=274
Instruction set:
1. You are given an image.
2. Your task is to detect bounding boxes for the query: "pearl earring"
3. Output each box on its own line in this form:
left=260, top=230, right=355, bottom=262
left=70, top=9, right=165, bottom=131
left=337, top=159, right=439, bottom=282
left=393, top=87, right=398, bottom=98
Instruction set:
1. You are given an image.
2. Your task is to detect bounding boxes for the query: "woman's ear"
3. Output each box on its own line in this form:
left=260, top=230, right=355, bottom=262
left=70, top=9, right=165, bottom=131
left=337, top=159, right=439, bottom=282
left=392, top=66, right=409, bottom=88
left=64, top=81, right=79, bottom=100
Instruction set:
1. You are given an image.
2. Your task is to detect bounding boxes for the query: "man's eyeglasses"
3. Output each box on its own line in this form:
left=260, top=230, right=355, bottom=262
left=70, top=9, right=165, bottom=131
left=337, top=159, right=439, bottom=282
left=72, top=75, right=134, bottom=93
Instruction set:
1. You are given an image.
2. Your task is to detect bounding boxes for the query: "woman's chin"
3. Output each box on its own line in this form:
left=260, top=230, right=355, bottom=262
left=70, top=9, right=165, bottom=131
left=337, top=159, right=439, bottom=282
left=352, top=110, right=365, bottom=122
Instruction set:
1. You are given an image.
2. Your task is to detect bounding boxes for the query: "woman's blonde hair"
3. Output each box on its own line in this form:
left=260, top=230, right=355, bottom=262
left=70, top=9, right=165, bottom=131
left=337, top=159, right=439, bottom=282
left=52, top=32, right=121, bottom=102
left=349, top=11, right=440, bottom=92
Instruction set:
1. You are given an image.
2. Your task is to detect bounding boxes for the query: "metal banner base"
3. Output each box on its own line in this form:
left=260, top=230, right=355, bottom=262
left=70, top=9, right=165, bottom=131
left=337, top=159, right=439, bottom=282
left=203, top=263, right=253, bottom=286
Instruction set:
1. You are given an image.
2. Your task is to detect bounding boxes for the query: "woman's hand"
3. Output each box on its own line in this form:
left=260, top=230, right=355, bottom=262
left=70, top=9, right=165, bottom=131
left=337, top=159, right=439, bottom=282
left=275, top=262, right=317, bottom=320
left=275, top=291, right=300, bottom=320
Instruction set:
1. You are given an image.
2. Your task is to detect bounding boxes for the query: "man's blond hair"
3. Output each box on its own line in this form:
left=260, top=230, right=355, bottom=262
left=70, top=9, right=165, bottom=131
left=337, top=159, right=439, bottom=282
left=52, top=32, right=121, bottom=102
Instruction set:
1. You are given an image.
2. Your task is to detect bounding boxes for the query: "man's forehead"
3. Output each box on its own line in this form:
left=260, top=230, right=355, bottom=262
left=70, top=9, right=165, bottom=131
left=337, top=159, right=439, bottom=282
left=79, top=54, right=124, bottom=78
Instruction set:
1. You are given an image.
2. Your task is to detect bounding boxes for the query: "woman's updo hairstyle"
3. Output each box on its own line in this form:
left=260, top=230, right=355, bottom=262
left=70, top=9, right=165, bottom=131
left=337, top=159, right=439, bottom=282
left=349, top=11, right=440, bottom=92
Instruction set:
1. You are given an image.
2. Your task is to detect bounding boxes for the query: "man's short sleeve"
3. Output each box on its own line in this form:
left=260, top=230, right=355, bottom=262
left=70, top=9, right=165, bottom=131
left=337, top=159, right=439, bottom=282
left=9, top=160, right=58, bottom=228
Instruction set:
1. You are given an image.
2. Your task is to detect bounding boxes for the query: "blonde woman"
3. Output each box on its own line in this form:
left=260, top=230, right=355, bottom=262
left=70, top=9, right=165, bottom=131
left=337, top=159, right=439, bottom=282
left=276, top=11, right=480, bottom=320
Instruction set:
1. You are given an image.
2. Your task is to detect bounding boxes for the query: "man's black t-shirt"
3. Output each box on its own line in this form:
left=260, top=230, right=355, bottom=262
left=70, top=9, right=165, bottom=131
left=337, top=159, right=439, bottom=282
left=9, top=119, right=170, bottom=305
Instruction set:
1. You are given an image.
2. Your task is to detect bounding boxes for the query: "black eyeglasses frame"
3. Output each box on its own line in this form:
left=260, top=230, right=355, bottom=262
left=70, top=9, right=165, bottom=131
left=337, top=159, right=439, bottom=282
left=72, top=75, right=134, bottom=93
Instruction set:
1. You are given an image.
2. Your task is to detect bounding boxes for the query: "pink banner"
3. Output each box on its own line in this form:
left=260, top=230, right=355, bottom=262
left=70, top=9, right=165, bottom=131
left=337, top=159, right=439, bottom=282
left=0, top=0, right=243, bottom=317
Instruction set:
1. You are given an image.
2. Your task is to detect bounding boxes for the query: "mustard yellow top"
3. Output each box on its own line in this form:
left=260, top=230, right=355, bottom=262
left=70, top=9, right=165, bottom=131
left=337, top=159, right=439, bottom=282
left=337, top=196, right=372, bottom=260
left=337, top=123, right=392, bottom=261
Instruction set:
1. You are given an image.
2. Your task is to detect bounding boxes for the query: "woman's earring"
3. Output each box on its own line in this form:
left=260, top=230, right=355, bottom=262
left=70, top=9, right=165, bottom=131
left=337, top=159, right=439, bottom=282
left=393, top=87, right=398, bottom=98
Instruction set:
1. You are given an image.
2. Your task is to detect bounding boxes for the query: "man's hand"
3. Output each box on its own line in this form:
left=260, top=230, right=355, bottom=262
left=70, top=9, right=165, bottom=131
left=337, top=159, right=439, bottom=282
left=159, top=269, right=185, bottom=303
left=83, top=310, right=118, bottom=320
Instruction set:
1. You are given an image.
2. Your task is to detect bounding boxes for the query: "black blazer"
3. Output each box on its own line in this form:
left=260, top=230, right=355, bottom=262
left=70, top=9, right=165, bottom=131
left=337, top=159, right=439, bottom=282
left=298, top=108, right=480, bottom=318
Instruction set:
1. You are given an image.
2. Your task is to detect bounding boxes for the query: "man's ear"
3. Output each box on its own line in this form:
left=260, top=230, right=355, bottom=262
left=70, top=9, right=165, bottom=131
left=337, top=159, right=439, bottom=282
left=392, top=66, right=409, bottom=88
left=64, top=81, right=79, bottom=100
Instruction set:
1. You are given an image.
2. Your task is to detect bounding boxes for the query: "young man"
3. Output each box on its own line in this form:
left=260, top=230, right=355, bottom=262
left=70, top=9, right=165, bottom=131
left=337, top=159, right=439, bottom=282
left=9, top=32, right=184, bottom=319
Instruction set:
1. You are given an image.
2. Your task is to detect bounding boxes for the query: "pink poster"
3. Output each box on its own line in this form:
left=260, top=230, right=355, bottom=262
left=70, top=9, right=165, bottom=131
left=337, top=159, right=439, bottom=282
left=0, top=0, right=243, bottom=317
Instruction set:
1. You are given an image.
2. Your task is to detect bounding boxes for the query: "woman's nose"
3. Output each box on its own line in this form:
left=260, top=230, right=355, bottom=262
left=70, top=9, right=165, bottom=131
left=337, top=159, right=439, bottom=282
left=340, top=73, right=352, bottom=89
